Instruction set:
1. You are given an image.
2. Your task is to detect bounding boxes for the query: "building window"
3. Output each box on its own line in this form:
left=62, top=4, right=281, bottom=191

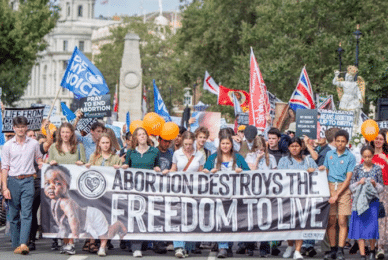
left=63, top=60, right=68, bottom=70
left=79, top=41, right=85, bottom=52
left=67, top=3, right=70, bottom=16
left=78, top=5, right=83, bottom=17
left=63, top=40, right=68, bottom=51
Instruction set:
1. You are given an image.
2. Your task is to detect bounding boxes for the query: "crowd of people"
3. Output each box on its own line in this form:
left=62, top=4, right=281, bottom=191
left=1, top=112, right=388, bottom=260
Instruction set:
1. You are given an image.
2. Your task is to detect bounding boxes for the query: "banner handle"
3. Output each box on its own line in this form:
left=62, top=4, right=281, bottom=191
left=47, top=87, right=61, bottom=121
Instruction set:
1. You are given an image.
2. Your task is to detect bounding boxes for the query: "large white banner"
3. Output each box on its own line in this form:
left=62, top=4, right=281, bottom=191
left=41, top=165, right=330, bottom=241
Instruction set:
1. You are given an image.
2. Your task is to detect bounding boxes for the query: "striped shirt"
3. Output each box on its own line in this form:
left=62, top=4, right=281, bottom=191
left=1, top=136, right=43, bottom=176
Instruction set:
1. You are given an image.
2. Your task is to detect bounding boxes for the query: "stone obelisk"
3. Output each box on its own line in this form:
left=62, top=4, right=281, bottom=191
left=119, top=33, right=142, bottom=121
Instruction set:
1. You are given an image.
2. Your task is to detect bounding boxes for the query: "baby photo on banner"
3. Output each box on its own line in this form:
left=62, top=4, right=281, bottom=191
left=41, top=164, right=331, bottom=241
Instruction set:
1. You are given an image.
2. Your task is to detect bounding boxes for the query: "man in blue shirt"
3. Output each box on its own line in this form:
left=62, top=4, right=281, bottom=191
left=320, top=130, right=356, bottom=260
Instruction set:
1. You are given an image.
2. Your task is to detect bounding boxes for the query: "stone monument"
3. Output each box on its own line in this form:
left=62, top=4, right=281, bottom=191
left=119, top=33, right=143, bottom=121
left=332, top=65, right=365, bottom=131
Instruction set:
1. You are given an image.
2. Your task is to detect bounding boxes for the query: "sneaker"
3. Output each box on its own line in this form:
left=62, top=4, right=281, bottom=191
left=236, top=246, right=246, bottom=254
left=323, top=251, right=336, bottom=260
left=63, top=244, right=76, bottom=255
left=51, top=240, right=59, bottom=251
left=227, top=248, right=233, bottom=257
left=97, top=247, right=106, bottom=257
left=336, top=250, right=345, bottom=260
left=106, top=240, right=114, bottom=250
left=283, top=246, right=294, bottom=258
left=120, top=240, right=127, bottom=250
left=272, top=247, right=281, bottom=256
left=133, top=250, right=142, bottom=258
left=246, top=248, right=254, bottom=256
left=28, top=242, right=36, bottom=251
left=167, top=244, right=175, bottom=251
left=217, top=248, right=228, bottom=258
left=306, top=247, right=317, bottom=257
left=175, top=248, right=185, bottom=258
left=376, top=249, right=385, bottom=259
left=293, top=251, right=303, bottom=260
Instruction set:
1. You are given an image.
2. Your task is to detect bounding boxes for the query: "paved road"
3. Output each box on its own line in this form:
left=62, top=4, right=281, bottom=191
left=0, top=227, right=372, bottom=260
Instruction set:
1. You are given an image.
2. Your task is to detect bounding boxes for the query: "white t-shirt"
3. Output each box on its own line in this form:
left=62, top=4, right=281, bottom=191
left=245, top=152, right=277, bottom=170
left=172, top=148, right=205, bottom=172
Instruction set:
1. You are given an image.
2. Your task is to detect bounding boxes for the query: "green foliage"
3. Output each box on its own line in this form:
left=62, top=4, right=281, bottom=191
left=94, top=16, right=184, bottom=113
left=175, top=0, right=388, bottom=117
left=0, top=0, right=59, bottom=106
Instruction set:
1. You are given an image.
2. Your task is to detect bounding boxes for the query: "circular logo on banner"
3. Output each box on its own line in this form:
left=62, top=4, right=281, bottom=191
left=77, top=170, right=107, bottom=199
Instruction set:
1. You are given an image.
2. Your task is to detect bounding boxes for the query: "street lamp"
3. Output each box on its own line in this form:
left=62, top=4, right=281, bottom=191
left=337, top=42, right=345, bottom=75
left=353, top=24, right=362, bottom=68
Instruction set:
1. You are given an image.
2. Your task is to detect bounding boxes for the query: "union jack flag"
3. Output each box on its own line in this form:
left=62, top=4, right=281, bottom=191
left=289, top=67, right=315, bottom=110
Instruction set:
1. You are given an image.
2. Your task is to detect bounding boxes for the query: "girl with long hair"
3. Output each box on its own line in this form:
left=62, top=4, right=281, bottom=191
left=170, top=131, right=205, bottom=258
left=122, top=127, right=161, bottom=257
left=349, top=146, right=384, bottom=260
left=245, top=136, right=277, bottom=170
left=47, top=122, right=86, bottom=255
left=278, top=137, right=318, bottom=260
left=370, top=131, right=388, bottom=258
left=203, top=132, right=250, bottom=258
left=84, top=133, right=123, bottom=256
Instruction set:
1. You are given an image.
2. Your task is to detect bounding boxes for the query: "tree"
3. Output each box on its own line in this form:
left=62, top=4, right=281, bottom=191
left=94, top=16, right=185, bottom=114
left=175, top=0, right=388, bottom=116
left=0, top=0, right=59, bottom=105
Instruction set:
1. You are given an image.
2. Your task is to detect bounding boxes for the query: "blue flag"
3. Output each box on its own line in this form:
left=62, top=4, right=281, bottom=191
left=61, top=47, right=109, bottom=99
left=61, top=102, right=76, bottom=122
left=126, top=112, right=130, bottom=133
left=153, top=80, right=171, bottom=122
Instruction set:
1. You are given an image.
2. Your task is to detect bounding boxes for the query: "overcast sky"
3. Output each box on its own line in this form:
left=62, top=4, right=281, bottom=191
left=94, top=0, right=182, bottom=18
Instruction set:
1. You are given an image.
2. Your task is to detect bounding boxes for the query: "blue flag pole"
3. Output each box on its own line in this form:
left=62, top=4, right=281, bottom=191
left=126, top=112, right=130, bottom=133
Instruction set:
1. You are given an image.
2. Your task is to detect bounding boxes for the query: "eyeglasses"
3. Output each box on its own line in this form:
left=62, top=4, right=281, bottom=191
left=160, top=138, right=172, bottom=143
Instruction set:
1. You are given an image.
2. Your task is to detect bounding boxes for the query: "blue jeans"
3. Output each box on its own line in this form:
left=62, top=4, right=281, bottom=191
left=173, top=241, right=195, bottom=251
left=7, top=176, right=34, bottom=248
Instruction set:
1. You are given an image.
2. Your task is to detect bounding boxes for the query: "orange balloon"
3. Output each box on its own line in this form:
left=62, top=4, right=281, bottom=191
left=143, top=112, right=165, bottom=136
left=41, top=123, right=57, bottom=137
left=160, top=122, right=179, bottom=140
left=129, top=120, right=143, bottom=134
left=361, top=119, right=379, bottom=142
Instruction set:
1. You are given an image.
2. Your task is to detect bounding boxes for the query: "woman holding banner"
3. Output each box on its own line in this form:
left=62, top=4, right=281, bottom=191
left=85, top=133, right=123, bottom=256
left=170, top=131, right=205, bottom=258
left=47, top=122, right=86, bottom=255
left=122, top=127, right=161, bottom=258
left=203, top=132, right=250, bottom=258
left=278, top=137, right=318, bottom=260
left=368, top=131, right=388, bottom=258
left=245, top=136, right=277, bottom=170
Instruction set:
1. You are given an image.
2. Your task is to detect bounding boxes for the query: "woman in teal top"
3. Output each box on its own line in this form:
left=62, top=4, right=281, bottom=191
left=203, top=133, right=250, bottom=258
left=122, top=127, right=161, bottom=258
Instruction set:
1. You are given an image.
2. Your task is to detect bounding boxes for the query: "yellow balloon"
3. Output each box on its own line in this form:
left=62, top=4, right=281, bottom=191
left=361, top=119, right=379, bottom=142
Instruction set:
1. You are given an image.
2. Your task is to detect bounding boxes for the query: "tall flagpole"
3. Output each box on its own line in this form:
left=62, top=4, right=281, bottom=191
left=47, top=87, right=61, bottom=121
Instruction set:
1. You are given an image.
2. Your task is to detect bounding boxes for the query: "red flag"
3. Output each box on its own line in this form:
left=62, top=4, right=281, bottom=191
left=249, top=48, right=269, bottom=130
left=218, top=85, right=249, bottom=107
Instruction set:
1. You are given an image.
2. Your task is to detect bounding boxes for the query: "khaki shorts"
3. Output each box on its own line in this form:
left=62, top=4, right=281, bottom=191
left=328, top=182, right=351, bottom=216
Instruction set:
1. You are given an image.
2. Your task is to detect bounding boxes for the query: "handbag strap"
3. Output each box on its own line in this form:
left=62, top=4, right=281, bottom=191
left=183, top=155, right=195, bottom=172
